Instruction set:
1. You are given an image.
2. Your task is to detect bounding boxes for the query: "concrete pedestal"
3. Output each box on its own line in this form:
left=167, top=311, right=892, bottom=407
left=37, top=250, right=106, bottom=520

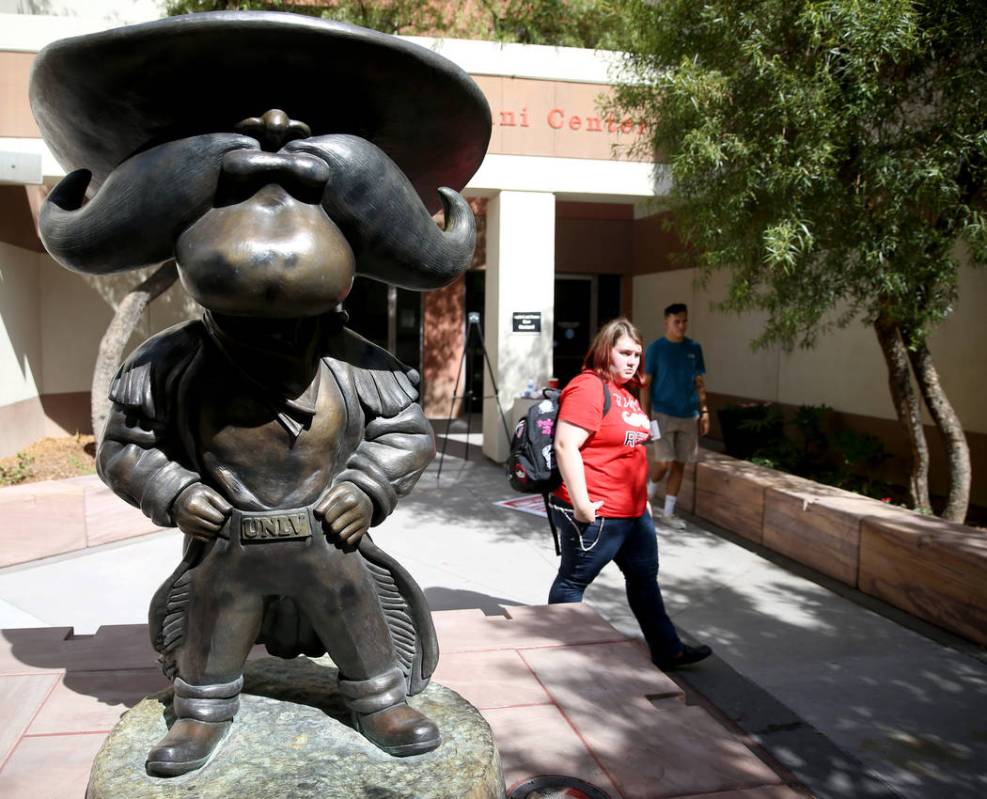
left=85, top=656, right=504, bottom=799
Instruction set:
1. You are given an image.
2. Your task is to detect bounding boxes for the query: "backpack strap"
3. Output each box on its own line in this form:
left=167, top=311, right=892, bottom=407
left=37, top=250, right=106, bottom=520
left=543, top=493, right=561, bottom=556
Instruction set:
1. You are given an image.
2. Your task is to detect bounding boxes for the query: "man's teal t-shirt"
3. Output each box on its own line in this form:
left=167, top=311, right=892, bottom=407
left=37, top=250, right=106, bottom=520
left=644, top=336, right=705, bottom=418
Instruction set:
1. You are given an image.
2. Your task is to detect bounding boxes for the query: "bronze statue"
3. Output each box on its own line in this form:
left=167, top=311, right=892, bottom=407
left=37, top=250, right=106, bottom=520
left=30, top=12, right=491, bottom=777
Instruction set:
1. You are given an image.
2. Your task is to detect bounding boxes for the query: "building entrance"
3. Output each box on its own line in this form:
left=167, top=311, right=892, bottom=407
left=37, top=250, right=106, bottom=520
left=344, top=278, right=422, bottom=373
left=553, top=274, right=621, bottom=387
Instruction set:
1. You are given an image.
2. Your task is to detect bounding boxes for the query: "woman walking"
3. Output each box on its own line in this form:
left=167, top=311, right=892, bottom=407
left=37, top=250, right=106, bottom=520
left=548, top=317, right=711, bottom=670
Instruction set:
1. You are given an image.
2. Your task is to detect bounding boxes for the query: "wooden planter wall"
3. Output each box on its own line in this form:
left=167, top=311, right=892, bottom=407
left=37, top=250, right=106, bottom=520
left=683, top=450, right=987, bottom=646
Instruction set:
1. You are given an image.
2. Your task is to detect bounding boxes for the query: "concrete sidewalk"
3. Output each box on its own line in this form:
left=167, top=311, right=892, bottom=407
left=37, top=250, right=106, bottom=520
left=0, top=446, right=985, bottom=799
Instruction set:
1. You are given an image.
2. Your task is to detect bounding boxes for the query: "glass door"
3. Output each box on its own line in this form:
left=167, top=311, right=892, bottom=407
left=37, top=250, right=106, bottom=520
left=553, top=275, right=595, bottom=388
left=553, top=274, right=622, bottom=388
left=344, top=278, right=421, bottom=373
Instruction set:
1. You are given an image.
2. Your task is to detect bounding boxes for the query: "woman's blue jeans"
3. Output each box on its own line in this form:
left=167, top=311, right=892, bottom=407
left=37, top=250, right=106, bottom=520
left=548, top=502, right=683, bottom=663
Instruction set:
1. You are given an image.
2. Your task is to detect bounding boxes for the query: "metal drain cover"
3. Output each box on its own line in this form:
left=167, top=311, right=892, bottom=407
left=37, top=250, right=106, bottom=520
left=507, top=775, right=612, bottom=799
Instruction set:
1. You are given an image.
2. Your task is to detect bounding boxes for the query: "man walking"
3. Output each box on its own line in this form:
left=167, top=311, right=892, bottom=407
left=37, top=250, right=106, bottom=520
left=643, top=303, right=710, bottom=529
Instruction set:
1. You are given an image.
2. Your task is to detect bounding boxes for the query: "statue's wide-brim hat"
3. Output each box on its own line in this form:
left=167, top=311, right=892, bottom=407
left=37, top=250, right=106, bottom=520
left=29, top=11, right=491, bottom=212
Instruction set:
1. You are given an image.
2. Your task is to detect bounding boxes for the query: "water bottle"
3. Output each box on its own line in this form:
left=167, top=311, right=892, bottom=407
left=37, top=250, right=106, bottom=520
left=526, top=378, right=535, bottom=398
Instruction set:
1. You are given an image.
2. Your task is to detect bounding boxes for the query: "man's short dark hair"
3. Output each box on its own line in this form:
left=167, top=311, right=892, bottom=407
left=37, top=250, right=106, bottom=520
left=664, top=303, right=688, bottom=317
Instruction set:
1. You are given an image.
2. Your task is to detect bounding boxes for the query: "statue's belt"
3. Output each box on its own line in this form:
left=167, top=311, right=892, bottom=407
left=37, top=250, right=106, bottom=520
left=216, top=507, right=319, bottom=544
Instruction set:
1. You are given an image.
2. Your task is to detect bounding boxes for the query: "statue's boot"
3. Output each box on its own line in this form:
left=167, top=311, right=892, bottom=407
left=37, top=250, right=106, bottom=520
left=145, top=675, right=242, bottom=777
left=339, top=666, right=440, bottom=756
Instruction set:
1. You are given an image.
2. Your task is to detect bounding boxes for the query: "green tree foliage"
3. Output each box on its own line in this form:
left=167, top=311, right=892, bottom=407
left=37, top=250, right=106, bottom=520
left=613, top=0, right=986, bottom=522
left=468, top=0, right=628, bottom=49
left=164, top=0, right=627, bottom=48
left=163, top=0, right=445, bottom=36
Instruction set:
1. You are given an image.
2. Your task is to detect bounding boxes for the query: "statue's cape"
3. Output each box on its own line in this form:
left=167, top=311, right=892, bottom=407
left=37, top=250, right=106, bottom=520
left=128, top=320, right=437, bottom=695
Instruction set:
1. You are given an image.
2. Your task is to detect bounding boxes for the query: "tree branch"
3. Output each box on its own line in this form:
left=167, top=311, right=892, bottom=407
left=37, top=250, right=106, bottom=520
left=873, top=308, right=931, bottom=514
left=91, top=261, right=179, bottom=439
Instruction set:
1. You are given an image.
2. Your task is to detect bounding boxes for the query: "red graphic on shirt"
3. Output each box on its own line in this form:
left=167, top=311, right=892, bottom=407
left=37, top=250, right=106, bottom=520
left=624, top=431, right=649, bottom=447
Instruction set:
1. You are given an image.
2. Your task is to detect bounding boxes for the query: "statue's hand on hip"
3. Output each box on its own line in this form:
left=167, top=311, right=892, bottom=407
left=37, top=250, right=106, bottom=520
left=314, top=482, right=373, bottom=550
left=173, top=483, right=232, bottom=541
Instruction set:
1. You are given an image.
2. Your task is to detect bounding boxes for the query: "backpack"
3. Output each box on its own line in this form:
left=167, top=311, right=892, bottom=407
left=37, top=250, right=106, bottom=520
left=506, top=377, right=612, bottom=553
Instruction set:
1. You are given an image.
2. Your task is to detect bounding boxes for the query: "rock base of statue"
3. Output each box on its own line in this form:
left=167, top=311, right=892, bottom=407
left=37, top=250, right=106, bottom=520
left=85, top=656, right=504, bottom=799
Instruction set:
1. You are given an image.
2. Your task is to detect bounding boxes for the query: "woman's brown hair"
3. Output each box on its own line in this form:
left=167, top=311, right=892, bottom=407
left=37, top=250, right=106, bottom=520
left=582, top=316, right=644, bottom=388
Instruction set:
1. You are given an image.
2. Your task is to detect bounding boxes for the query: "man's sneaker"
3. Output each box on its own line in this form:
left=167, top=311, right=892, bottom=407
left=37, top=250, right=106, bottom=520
left=657, top=512, right=687, bottom=530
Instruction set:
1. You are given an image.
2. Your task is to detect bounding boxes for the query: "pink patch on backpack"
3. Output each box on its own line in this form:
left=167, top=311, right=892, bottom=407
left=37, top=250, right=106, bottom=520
left=537, top=418, right=554, bottom=436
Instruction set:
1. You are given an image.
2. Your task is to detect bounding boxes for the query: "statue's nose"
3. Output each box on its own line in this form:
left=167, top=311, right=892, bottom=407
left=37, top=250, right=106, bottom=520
left=235, top=109, right=311, bottom=151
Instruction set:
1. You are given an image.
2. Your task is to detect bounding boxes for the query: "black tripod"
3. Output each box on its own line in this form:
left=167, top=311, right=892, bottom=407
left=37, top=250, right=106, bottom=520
left=436, top=311, right=513, bottom=480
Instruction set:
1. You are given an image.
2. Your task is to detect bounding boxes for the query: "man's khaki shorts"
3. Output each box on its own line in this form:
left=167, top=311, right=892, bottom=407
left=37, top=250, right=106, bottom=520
left=648, top=412, right=699, bottom=464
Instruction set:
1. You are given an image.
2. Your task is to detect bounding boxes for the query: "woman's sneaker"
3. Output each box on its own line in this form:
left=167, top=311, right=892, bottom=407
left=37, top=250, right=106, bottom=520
left=657, top=511, right=687, bottom=530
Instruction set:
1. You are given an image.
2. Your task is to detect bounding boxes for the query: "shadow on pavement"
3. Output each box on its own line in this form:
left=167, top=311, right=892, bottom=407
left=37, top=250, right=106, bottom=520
left=424, top=586, right=519, bottom=616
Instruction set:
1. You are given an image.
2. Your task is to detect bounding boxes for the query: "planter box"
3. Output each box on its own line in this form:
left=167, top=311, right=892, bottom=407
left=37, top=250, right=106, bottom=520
left=647, top=457, right=697, bottom=514
left=688, top=448, right=987, bottom=645
left=694, top=454, right=781, bottom=544
left=762, top=482, right=901, bottom=586
left=647, top=448, right=732, bottom=515
left=859, top=513, right=987, bottom=645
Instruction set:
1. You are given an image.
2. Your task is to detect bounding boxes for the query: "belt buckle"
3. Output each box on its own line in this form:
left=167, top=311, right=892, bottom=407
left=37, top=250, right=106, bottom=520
left=235, top=508, right=314, bottom=544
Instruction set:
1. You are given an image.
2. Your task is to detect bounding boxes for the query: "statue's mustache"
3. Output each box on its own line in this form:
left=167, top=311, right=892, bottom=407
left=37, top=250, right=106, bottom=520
left=39, top=132, right=477, bottom=291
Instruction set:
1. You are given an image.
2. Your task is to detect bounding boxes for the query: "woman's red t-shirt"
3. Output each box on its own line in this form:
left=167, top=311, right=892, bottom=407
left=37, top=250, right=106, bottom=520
left=552, top=371, right=650, bottom=518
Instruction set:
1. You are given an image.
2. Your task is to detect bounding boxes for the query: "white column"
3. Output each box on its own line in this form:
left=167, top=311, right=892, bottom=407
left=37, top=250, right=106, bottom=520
left=482, top=190, right=555, bottom=462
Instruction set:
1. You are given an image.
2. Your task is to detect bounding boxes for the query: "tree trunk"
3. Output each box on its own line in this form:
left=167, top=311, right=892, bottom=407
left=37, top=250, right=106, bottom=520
left=91, top=261, right=179, bottom=440
left=904, top=334, right=971, bottom=523
left=873, top=311, right=931, bottom=514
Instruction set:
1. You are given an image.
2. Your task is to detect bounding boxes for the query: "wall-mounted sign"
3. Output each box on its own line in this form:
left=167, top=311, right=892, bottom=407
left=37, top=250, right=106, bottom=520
left=472, top=76, right=651, bottom=163
left=512, top=312, right=542, bottom=334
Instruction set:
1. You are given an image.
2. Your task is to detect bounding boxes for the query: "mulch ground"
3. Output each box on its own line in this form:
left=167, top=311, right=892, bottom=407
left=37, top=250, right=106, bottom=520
left=0, top=435, right=97, bottom=486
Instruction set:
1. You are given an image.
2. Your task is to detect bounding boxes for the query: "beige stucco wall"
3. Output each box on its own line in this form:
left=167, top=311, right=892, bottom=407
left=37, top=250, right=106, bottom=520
left=632, top=269, right=780, bottom=403
left=776, top=316, right=892, bottom=419
left=0, top=241, right=42, bottom=406
left=925, top=265, right=987, bottom=432
left=631, top=269, right=693, bottom=348
left=632, top=264, right=987, bottom=436
left=0, top=246, right=201, bottom=455
left=0, top=241, right=44, bottom=453
left=38, top=256, right=113, bottom=394
left=35, top=261, right=200, bottom=397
